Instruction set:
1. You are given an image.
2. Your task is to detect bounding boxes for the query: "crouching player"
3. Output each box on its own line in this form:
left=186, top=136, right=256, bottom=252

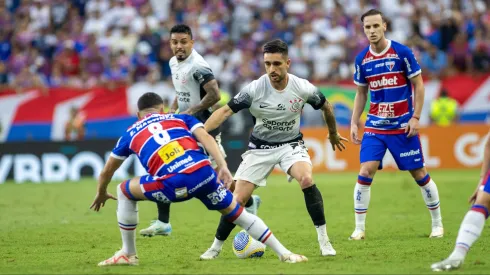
left=431, top=130, right=490, bottom=271
left=90, top=92, right=307, bottom=266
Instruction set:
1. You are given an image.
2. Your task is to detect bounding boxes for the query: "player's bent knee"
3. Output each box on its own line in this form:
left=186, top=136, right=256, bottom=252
left=359, top=162, right=378, bottom=178
left=409, top=167, right=427, bottom=181
left=299, top=175, right=314, bottom=189
left=234, top=195, right=248, bottom=207
left=475, top=191, right=490, bottom=209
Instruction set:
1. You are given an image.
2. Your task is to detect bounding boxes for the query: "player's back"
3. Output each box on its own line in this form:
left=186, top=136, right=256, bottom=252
left=354, top=40, right=421, bottom=134
left=112, top=113, right=210, bottom=178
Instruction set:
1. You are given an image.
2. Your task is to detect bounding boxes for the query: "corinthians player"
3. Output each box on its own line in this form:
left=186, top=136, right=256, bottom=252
left=199, top=39, right=348, bottom=259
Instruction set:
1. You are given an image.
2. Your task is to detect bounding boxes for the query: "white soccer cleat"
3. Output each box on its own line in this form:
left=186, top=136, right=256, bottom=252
left=348, top=229, right=365, bottom=240
left=280, top=253, right=308, bottom=263
left=139, top=220, right=172, bottom=237
left=431, top=258, right=463, bottom=271
left=430, top=226, right=444, bottom=238
left=199, top=248, right=221, bottom=260
left=245, top=195, right=261, bottom=215
left=320, top=240, right=337, bottom=256
left=98, top=249, right=139, bottom=266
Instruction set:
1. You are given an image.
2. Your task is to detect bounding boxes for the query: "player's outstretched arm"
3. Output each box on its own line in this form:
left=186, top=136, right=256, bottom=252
left=470, top=131, right=490, bottom=203
left=321, top=99, right=348, bottom=151
left=406, top=74, right=424, bottom=137
left=351, top=85, right=368, bottom=144
left=204, top=104, right=234, bottom=133
left=193, top=127, right=233, bottom=187
left=169, top=97, right=179, bottom=114
left=182, top=79, right=221, bottom=115
left=90, top=157, right=124, bottom=211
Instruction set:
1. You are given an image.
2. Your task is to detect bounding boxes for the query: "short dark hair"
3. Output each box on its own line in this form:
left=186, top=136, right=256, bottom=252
left=263, top=39, right=288, bottom=56
left=361, top=9, right=386, bottom=23
left=137, top=92, right=164, bottom=111
left=170, top=24, right=193, bottom=39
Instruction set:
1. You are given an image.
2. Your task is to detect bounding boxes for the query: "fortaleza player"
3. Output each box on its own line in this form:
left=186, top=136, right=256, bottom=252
left=431, top=130, right=490, bottom=271
left=138, top=24, right=263, bottom=238
left=91, top=92, right=308, bottom=266
left=349, top=9, right=443, bottom=240
left=199, top=39, right=347, bottom=260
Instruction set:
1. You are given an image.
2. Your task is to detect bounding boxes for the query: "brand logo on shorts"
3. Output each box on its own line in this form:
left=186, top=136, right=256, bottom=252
left=400, top=149, right=420, bottom=158
left=152, top=191, right=171, bottom=203
left=175, top=187, right=188, bottom=198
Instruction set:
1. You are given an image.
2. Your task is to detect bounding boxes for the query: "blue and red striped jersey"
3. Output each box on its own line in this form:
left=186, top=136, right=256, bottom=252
left=111, top=113, right=211, bottom=177
left=353, top=40, right=422, bottom=134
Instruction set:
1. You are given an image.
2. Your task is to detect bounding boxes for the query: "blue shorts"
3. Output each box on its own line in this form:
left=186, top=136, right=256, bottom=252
left=360, top=132, right=425, bottom=171
left=480, top=172, right=490, bottom=194
left=139, top=165, right=233, bottom=211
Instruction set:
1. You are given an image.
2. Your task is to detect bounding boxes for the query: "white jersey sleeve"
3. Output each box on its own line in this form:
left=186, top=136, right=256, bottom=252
left=227, top=82, right=255, bottom=113
left=295, top=78, right=326, bottom=110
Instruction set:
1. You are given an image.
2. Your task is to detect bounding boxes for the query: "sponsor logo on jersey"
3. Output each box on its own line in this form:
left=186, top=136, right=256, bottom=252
left=276, top=104, right=286, bottom=111
left=175, top=187, right=188, bottom=198
left=371, top=119, right=398, bottom=126
left=370, top=76, right=398, bottom=89
left=377, top=103, right=395, bottom=118
left=289, top=98, right=304, bottom=112
left=167, top=155, right=193, bottom=173
left=400, top=149, right=420, bottom=158
left=262, top=118, right=296, bottom=131
left=152, top=191, right=171, bottom=203
left=404, top=57, right=412, bottom=72
left=259, top=103, right=269, bottom=108
left=158, top=141, right=184, bottom=163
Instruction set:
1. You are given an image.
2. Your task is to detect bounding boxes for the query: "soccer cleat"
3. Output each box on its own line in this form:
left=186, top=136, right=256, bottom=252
left=430, top=226, right=444, bottom=238
left=139, top=220, right=172, bottom=237
left=245, top=195, right=261, bottom=215
left=431, top=258, right=463, bottom=271
left=348, top=229, right=365, bottom=240
left=280, top=253, right=308, bottom=263
left=199, top=248, right=221, bottom=260
left=320, top=240, right=336, bottom=256
left=98, top=249, right=139, bottom=266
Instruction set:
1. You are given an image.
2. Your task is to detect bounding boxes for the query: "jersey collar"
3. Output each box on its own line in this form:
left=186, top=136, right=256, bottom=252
left=369, top=39, right=391, bottom=57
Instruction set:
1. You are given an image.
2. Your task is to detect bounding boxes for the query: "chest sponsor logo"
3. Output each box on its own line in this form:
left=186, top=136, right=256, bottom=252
left=158, top=141, right=185, bottom=163
left=289, top=98, right=304, bottom=112
left=262, top=118, right=296, bottom=131
left=376, top=103, right=395, bottom=118
left=370, top=76, right=398, bottom=89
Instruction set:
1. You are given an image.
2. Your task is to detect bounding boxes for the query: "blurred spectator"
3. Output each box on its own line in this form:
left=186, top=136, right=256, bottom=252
left=65, top=107, right=86, bottom=141
left=131, top=41, right=157, bottom=82
left=472, top=43, right=490, bottom=74
left=12, top=66, right=47, bottom=95
left=420, top=43, right=448, bottom=79
left=52, top=40, right=80, bottom=85
left=448, top=32, right=472, bottom=72
left=430, top=89, right=459, bottom=127
left=81, top=34, right=105, bottom=85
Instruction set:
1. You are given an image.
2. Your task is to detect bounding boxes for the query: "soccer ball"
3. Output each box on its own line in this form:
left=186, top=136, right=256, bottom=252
left=232, top=230, right=266, bottom=259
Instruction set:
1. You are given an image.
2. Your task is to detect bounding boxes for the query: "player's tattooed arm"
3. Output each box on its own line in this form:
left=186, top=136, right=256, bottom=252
left=204, top=104, right=235, bottom=133
left=183, top=68, right=221, bottom=115
left=321, top=98, right=348, bottom=151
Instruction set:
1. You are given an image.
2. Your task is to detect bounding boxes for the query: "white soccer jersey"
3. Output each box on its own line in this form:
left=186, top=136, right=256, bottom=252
left=169, top=49, right=216, bottom=125
left=228, top=74, right=326, bottom=146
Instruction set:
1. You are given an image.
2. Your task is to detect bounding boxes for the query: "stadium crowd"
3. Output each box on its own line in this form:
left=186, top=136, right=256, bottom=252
left=0, top=0, right=489, bottom=95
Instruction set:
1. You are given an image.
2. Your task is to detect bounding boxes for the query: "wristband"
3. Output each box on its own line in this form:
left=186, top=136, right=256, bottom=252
left=412, top=115, right=420, bottom=120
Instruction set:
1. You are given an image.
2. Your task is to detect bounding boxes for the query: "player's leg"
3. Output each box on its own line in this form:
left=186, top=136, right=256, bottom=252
left=200, top=149, right=275, bottom=260
left=350, top=133, right=386, bottom=240
left=431, top=174, right=490, bottom=271
left=99, top=177, right=148, bottom=266
left=195, top=166, right=307, bottom=263
left=139, top=202, right=172, bottom=237
left=390, top=134, right=443, bottom=237
left=200, top=179, right=256, bottom=260
left=286, top=159, right=336, bottom=256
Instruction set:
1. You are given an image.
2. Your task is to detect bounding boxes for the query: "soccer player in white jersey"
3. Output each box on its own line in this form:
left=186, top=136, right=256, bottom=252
left=139, top=24, right=261, bottom=237
left=431, top=130, right=490, bottom=271
left=199, top=39, right=348, bottom=260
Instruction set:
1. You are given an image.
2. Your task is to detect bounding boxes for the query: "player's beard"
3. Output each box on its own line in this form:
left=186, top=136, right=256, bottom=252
left=269, top=73, right=283, bottom=83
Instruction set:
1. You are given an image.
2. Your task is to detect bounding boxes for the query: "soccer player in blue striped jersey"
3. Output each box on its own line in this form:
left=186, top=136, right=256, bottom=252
left=349, top=9, right=443, bottom=240
left=90, top=92, right=307, bottom=266
left=431, top=130, right=490, bottom=271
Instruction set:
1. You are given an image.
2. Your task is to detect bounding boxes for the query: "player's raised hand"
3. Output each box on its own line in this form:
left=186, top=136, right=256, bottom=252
left=405, top=117, right=420, bottom=138
left=328, top=132, right=348, bottom=151
left=90, top=192, right=117, bottom=212
left=218, top=166, right=234, bottom=189
left=350, top=124, right=361, bottom=145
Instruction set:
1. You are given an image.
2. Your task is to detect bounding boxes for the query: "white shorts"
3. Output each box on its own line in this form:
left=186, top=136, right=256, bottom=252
left=234, top=142, right=312, bottom=187
left=208, top=133, right=227, bottom=169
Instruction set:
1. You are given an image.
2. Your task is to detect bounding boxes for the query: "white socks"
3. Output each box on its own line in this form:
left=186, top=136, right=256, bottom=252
left=417, top=175, right=442, bottom=227
left=353, top=176, right=372, bottom=231
left=449, top=206, right=487, bottom=260
left=225, top=205, right=291, bottom=257
left=117, top=183, right=138, bottom=256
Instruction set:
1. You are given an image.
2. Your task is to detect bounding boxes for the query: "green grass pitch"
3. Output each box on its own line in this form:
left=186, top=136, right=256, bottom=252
left=1, top=170, right=489, bottom=274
